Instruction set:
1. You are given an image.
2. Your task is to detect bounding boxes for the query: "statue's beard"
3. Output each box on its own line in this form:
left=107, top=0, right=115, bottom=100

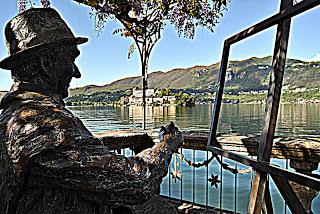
left=12, top=66, right=72, bottom=100
left=62, top=83, right=69, bottom=99
left=57, top=78, right=71, bottom=99
left=10, top=45, right=78, bottom=99
left=42, top=70, right=72, bottom=99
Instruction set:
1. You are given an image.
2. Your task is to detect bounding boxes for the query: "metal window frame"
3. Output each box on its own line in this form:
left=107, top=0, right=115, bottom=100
left=206, top=0, right=320, bottom=213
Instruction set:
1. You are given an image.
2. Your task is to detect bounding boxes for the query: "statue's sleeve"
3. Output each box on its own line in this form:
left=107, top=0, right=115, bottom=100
left=29, top=139, right=178, bottom=205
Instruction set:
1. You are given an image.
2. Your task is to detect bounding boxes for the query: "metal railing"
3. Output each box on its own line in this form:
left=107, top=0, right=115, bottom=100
left=104, top=128, right=320, bottom=213
left=116, top=145, right=319, bottom=213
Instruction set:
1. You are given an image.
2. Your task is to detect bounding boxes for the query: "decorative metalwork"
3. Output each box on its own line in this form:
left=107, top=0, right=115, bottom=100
left=208, top=173, right=221, bottom=188
left=169, top=150, right=238, bottom=190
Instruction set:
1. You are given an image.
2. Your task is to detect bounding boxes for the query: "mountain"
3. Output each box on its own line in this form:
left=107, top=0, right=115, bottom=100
left=69, top=63, right=219, bottom=96
left=69, top=56, right=320, bottom=97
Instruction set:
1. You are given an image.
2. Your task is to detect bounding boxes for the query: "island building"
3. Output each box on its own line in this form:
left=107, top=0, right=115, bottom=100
left=127, top=88, right=176, bottom=106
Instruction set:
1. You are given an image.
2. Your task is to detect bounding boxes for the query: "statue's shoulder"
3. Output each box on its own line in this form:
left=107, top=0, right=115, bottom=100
left=0, top=92, right=76, bottom=129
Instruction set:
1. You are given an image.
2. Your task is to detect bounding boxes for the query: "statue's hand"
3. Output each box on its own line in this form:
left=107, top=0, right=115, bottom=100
left=159, top=122, right=183, bottom=152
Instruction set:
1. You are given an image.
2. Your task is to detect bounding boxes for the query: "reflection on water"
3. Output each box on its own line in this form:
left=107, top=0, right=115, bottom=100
left=69, top=104, right=320, bottom=137
left=277, top=104, right=320, bottom=137
left=68, top=104, right=320, bottom=213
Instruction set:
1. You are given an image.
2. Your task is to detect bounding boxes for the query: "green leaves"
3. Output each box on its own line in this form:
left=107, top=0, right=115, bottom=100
left=86, top=0, right=100, bottom=7
left=157, top=88, right=172, bottom=97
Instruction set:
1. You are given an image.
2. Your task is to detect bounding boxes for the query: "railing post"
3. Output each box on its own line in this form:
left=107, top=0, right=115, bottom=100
left=248, top=0, right=293, bottom=213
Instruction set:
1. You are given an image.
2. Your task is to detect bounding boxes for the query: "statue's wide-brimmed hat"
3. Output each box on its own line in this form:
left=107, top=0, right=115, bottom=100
left=0, top=8, right=88, bottom=70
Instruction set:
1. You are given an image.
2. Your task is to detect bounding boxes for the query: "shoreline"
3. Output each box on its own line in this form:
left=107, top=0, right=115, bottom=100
left=65, top=101, right=320, bottom=108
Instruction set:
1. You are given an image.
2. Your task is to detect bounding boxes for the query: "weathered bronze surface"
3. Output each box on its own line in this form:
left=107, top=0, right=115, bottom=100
left=0, top=8, right=182, bottom=214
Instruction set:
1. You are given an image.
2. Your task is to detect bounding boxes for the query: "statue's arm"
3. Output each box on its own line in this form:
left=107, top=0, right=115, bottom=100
left=28, top=127, right=182, bottom=205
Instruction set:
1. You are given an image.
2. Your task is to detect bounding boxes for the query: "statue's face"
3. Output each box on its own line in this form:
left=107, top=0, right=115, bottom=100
left=11, top=44, right=82, bottom=99
left=57, top=45, right=81, bottom=98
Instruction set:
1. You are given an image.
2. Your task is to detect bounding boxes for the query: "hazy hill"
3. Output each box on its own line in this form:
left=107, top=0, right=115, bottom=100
left=67, top=56, right=320, bottom=96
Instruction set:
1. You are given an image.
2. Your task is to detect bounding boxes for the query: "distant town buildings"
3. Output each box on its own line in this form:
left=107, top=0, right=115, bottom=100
left=226, top=68, right=234, bottom=82
left=194, top=69, right=209, bottom=77
left=126, top=88, right=176, bottom=106
left=258, top=65, right=269, bottom=70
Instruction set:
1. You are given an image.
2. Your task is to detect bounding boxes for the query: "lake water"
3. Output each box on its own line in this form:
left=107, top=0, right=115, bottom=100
left=68, top=104, right=320, bottom=213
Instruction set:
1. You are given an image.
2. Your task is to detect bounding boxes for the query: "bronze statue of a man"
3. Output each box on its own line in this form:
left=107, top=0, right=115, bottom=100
left=0, top=8, right=182, bottom=213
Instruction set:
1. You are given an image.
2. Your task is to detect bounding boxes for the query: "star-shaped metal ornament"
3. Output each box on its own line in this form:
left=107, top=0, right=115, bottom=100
left=208, top=173, right=221, bottom=188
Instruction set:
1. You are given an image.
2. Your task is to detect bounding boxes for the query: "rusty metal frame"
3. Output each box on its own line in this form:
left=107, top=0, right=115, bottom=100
left=207, top=0, right=320, bottom=213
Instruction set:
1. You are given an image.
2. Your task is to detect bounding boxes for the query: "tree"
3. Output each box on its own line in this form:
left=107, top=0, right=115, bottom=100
left=74, top=0, right=227, bottom=129
left=157, top=88, right=172, bottom=97
left=175, top=90, right=195, bottom=106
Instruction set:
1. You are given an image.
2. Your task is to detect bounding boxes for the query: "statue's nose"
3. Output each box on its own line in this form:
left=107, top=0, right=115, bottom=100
left=73, top=63, right=81, bottom=78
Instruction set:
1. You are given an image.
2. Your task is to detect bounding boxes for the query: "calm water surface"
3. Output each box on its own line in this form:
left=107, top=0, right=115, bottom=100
left=68, top=104, right=320, bottom=213
left=69, top=103, right=320, bottom=137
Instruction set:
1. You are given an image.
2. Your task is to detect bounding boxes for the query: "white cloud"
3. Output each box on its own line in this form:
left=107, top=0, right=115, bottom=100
left=308, top=54, right=320, bottom=62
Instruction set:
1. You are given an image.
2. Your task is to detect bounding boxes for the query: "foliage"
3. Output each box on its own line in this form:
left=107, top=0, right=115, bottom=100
left=65, top=91, right=124, bottom=106
left=17, top=0, right=50, bottom=13
left=175, top=90, right=195, bottom=106
left=76, top=0, right=228, bottom=39
left=156, top=88, right=172, bottom=97
left=223, top=93, right=266, bottom=104
left=40, top=0, right=50, bottom=8
left=17, top=0, right=27, bottom=13
left=282, top=90, right=320, bottom=103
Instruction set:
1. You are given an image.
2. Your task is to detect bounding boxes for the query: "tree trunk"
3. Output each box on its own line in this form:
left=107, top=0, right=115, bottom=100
left=141, top=43, right=149, bottom=130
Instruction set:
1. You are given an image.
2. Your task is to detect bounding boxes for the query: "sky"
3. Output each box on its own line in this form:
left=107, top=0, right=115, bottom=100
left=0, top=0, right=319, bottom=91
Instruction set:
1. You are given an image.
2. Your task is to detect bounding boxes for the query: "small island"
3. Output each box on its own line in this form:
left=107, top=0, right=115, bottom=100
left=65, top=87, right=196, bottom=106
